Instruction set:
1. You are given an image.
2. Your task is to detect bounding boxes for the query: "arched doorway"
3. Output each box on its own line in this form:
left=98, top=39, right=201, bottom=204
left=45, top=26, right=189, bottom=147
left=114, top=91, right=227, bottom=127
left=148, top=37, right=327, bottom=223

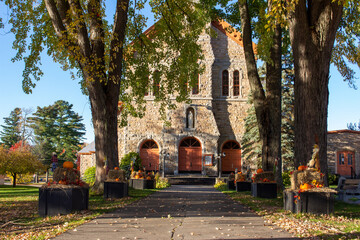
left=178, top=137, right=202, bottom=172
left=140, top=140, right=159, bottom=171
left=337, top=151, right=355, bottom=176
left=221, top=140, right=241, bottom=173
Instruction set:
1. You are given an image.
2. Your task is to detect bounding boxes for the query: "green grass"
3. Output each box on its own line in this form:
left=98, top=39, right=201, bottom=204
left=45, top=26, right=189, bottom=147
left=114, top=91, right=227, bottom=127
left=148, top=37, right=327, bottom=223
left=0, top=185, right=157, bottom=240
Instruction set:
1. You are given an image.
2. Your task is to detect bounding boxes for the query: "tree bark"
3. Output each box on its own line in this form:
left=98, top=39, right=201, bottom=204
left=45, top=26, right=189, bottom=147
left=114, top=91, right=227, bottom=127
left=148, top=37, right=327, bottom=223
left=288, top=0, right=342, bottom=185
left=12, top=173, right=16, bottom=187
left=238, top=1, right=282, bottom=176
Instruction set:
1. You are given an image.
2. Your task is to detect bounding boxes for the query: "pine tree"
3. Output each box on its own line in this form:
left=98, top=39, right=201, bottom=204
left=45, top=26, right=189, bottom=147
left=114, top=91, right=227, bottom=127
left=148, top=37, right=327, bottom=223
left=0, top=108, right=22, bottom=148
left=30, top=100, right=85, bottom=161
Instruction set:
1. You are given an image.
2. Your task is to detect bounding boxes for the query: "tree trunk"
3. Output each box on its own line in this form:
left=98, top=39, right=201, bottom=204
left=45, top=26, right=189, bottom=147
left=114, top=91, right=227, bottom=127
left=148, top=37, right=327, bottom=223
left=239, top=1, right=282, bottom=174
left=265, top=23, right=282, bottom=188
left=288, top=1, right=343, bottom=185
left=12, top=173, right=16, bottom=187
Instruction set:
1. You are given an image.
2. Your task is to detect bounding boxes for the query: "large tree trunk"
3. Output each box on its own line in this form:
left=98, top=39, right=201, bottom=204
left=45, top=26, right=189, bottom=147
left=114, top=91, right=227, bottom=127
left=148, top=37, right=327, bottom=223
left=238, top=1, right=282, bottom=175
left=288, top=1, right=342, bottom=185
left=12, top=173, right=16, bottom=187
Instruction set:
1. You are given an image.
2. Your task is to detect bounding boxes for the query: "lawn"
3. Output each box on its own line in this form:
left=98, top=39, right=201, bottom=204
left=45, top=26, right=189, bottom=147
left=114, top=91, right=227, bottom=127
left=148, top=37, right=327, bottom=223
left=215, top=184, right=360, bottom=240
left=0, top=185, right=155, bottom=240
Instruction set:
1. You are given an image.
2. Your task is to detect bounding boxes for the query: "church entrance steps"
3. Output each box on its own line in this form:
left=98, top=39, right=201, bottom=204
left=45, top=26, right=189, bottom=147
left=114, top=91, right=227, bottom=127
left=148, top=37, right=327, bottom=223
left=167, top=175, right=216, bottom=185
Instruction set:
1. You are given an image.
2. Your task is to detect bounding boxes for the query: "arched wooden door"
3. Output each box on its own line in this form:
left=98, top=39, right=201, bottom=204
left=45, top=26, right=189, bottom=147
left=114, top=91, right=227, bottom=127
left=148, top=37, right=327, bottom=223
left=337, top=151, right=355, bottom=176
left=221, top=141, right=241, bottom=172
left=140, top=140, right=159, bottom=171
left=178, top=137, right=202, bottom=172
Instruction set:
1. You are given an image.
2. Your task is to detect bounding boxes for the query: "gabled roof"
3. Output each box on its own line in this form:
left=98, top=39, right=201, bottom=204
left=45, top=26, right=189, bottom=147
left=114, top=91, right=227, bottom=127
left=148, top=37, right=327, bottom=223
left=328, top=129, right=360, bottom=135
left=78, top=141, right=95, bottom=155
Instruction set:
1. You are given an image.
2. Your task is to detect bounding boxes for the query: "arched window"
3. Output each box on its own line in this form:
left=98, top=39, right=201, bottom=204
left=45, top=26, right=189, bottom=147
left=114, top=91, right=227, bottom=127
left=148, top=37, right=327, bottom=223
left=192, top=75, right=199, bottom=95
left=153, top=71, right=160, bottom=96
left=222, top=70, right=229, bottom=96
left=233, top=70, right=240, bottom=96
left=186, top=107, right=195, bottom=129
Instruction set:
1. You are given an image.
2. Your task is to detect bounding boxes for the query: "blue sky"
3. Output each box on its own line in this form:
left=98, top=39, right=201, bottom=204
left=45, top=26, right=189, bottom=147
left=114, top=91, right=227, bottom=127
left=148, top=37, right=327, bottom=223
left=0, top=4, right=359, bottom=144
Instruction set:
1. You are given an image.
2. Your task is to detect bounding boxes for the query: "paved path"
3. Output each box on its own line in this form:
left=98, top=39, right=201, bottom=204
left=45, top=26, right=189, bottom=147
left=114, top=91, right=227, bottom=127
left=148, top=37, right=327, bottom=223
left=55, top=185, right=298, bottom=240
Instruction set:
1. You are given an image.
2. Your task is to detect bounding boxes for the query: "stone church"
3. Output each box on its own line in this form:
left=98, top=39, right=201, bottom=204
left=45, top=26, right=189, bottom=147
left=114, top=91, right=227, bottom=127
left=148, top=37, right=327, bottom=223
left=116, top=20, right=251, bottom=177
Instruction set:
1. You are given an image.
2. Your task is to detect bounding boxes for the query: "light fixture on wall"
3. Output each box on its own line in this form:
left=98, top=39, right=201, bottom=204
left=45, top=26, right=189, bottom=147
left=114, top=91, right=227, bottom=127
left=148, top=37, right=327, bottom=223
left=163, top=153, right=169, bottom=178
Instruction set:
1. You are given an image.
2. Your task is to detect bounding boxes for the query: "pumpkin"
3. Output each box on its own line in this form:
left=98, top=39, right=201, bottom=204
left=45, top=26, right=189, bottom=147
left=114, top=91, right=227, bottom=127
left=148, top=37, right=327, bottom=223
left=146, top=176, right=152, bottom=180
left=63, top=161, right=74, bottom=169
left=135, top=175, right=140, bottom=179
left=256, top=169, right=263, bottom=174
left=298, top=165, right=307, bottom=171
left=300, top=183, right=312, bottom=191
left=114, top=167, right=119, bottom=170
left=115, top=178, right=120, bottom=182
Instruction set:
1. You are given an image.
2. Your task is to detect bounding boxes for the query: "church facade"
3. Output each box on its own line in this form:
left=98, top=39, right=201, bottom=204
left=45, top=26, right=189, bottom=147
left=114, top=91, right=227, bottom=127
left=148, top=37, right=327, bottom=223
left=117, top=21, right=251, bottom=176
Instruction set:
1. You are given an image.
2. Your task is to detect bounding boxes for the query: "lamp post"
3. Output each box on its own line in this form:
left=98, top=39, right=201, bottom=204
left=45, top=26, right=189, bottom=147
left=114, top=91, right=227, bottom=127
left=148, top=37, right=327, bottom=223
left=163, top=153, right=169, bottom=178
left=218, top=152, right=226, bottom=178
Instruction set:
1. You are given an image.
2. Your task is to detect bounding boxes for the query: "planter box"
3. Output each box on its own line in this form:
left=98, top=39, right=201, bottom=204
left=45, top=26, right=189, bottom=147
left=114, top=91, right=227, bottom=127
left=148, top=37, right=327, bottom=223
left=284, top=190, right=335, bottom=215
left=227, top=180, right=236, bottom=190
left=39, top=187, right=89, bottom=217
left=129, top=179, right=155, bottom=190
left=251, top=182, right=277, bottom=198
left=236, top=181, right=252, bottom=192
left=104, top=182, right=128, bottom=199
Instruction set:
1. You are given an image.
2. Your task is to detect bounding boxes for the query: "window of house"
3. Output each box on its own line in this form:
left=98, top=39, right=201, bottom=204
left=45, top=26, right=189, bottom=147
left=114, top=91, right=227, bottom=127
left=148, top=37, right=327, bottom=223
left=222, top=70, right=229, bottom=96
left=339, top=153, right=345, bottom=165
left=192, top=75, right=199, bottom=95
left=233, top=70, right=240, bottom=96
left=153, top=71, right=160, bottom=96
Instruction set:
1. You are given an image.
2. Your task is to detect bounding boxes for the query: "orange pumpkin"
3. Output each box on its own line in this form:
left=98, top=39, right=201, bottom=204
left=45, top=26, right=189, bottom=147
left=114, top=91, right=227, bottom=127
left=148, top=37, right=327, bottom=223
left=115, top=178, right=120, bottom=182
left=114, top=167, right=119, bottom=170
left=135, top=175, right=140, bottom=179
left=300, top=183, right=312, bottom=191
left=256, top=169, right=263, bottom=174
left=298, top=165, right=307, bottom=171
left=63, top=161, right=74, bottom=169
left=146, top=176, right=152, bottom=180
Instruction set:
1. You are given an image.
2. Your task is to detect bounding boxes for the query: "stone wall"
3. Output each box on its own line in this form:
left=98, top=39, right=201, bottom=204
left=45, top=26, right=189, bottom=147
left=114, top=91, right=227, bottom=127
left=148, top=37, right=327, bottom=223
left=327, top=130, right=360, bottom=176
left=79, top=153, right=96, bottom=177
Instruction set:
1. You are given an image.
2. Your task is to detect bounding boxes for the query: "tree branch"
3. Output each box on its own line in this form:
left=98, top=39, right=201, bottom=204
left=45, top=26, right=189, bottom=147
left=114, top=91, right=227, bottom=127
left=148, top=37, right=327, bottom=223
left=44, top=0, right=67, bottom=39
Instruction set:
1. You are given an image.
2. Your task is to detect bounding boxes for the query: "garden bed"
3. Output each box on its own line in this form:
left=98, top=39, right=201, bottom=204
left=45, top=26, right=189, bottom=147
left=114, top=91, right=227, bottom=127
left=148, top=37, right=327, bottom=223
left=129, top=179, right=155, bottom=190
left=236, top=181, right=251, bottom=192
left=104, top=181, right=128, bottom=199
left=251, top=182, right=277, bottom=198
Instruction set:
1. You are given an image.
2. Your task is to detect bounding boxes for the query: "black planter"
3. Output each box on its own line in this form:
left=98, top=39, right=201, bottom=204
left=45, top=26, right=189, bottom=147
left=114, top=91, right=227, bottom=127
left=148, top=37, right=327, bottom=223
left=129, top=179, right=155, bottom=190
left=251, top=182, right=277, bottom=198
left=227, top=180, right=236, bottom=190
left=236, top=181, right=252, bottom=192
left=39, top=187, right=89, bottom=217
left=284, top=190, right=335, bottom=215
left=104, top=182, right=128, bottom=199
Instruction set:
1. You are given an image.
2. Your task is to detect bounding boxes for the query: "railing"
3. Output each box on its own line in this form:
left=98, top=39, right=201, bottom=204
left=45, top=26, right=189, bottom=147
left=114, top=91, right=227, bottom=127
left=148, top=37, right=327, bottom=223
left=350, top=167, right=357, bottom=179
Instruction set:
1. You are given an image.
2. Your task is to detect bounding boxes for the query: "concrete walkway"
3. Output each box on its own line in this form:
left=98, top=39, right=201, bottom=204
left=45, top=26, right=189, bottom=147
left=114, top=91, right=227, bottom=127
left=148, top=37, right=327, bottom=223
left=54, top=185, right=298, bottom=240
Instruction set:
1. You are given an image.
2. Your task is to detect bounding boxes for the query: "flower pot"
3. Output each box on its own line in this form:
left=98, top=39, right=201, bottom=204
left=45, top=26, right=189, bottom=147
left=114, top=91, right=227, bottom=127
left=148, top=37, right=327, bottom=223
left=129, top=179, right=155, bottom=189
left=38, top=186, right=89, bottom=217
left=236, top=181, right=252, bottom=192
left=251, top=182, right=277, bottom=198
left=104, top=182, right=128, bottom=199
left=284, top=189, right=335, bottom=215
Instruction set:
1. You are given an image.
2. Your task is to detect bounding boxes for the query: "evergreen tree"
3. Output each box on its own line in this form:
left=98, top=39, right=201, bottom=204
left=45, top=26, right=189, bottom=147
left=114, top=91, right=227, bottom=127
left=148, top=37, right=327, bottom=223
left=0, top=108, right=22, bottom=148
left=347, top=121, right=360, bottom=131
left=30, top=100, right=85, bottom=161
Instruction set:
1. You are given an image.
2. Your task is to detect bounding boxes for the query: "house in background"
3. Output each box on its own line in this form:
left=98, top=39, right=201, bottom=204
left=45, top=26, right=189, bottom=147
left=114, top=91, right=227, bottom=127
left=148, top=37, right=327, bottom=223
left=327, top=129, right=360, bottom=178
left=77, top=141, right=95, bottom=176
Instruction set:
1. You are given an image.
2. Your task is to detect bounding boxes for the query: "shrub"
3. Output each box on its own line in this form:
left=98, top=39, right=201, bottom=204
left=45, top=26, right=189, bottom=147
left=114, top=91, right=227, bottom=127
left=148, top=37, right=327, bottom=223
left=7, top=173, right=33, bottom=184
left=155, top=172, right=170, bottom=188
left=214, top=180, right=227, bottom=191
left=328, top=173, right=339, bottom=185
left=83, top=166, right=96, bottom=186
left=282, top=171, right=291, bottom=186
left=120, top=152, right=142, bottom=178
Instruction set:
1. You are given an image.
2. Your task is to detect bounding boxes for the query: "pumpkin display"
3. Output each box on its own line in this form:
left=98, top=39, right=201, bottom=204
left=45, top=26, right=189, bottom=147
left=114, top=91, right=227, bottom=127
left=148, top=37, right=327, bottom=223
left=298, top=165, right=307, bottom=171
left=63, top=161, right=74, bottom=169
left=256, top=169, right=263, bottom=174
left=300, top=183, right=312, bottom=191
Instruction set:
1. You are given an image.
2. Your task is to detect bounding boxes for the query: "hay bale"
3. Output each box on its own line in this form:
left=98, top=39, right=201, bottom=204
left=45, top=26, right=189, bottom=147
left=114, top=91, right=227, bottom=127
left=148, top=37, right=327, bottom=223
left=253, top=171, right=275, bottom=183
left=53, top=167, right=79, bottom=183
left=290, top=169, right=323, bottom=190
left=107, top=169, right=126, bottom=182
left=235, top=173, right=246, bottom=182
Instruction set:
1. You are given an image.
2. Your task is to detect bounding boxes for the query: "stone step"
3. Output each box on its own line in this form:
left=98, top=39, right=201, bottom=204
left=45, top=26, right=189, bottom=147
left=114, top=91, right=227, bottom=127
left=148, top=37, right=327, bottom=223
left=167, top=177, right=216, bottom=185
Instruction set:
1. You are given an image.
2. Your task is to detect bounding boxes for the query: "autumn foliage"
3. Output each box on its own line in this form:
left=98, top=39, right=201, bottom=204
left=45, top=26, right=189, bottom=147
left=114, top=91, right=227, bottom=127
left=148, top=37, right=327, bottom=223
left=0, top=141, right=45, bottom=187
